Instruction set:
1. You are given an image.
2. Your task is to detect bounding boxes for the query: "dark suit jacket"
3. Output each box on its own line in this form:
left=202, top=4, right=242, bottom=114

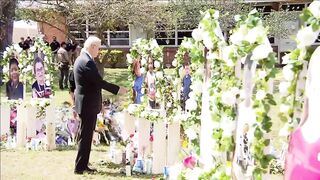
left=73, top=52, right=120, bottom=115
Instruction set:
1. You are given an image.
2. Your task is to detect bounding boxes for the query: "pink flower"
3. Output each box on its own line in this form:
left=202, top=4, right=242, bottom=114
left=183, top=155, right=197, bottom=169
left=149, top=135, right=154, bottom=142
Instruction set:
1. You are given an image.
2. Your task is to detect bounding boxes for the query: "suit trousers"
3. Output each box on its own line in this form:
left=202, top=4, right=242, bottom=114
left=75, top=112, right=97, bottom=171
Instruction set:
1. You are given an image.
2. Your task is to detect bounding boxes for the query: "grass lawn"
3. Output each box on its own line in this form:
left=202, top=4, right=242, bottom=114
left=0, top=146, right=161, bottom=180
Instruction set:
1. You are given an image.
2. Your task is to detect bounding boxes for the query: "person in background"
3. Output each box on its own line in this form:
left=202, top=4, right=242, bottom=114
left=133, top=57, right=144, bottom=104
left=57, top=42, right=71, bottom=90
left=6, top=58, right=23, bottom=100
left=31, top=37, right=36, bottom=46
left=32, top=57, right=52, bottom=98
left=181, top=62, right=191, bottom=111
left=50, top=36, right=60, bottom=63
left=25, top=36, right=33, bottom=46
left=145, top=58, right=156, bottom=109
left=73, top=36, right=127, bottom=174
left=18, top=37, right=30, bottom=50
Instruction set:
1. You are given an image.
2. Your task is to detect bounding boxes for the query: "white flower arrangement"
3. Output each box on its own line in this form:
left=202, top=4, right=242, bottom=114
left=308, top=1, right=320, bottom=19
left=192, top=28, right=204, bottom=42
left=251, top=43, right=273, bottom=61
left=296, top=26, right=320, bottom=48
left=256, top=90, right=266, bottom=100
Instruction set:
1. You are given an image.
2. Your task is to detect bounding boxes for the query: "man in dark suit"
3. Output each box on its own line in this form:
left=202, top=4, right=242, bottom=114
left=73, top=36, right=127, bottom=174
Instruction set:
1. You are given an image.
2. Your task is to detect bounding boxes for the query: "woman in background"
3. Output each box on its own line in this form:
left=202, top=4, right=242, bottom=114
left=285, top=47, right=320, bottom=179
left=133, top=57, right=144, bottom=104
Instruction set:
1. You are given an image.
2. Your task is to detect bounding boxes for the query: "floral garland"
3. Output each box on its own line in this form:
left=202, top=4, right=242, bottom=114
left=200, top=9, right=238, bottom=179
left=1, top=37, right=55, bottom=119
left=229, top=9, right=278, bottom=179
left=2, top=37, right=54, bottom=89
left=126, top=38, right=166, bottom=121
left=278, top=1, right=320, bottom=136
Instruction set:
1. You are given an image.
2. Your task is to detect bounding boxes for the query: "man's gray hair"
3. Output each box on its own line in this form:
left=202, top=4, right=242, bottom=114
left=83, top=36, right=101, bottom=49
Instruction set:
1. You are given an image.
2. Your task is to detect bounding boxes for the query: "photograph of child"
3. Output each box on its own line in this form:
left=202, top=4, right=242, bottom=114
left=32, top=57, right=52, bottom=98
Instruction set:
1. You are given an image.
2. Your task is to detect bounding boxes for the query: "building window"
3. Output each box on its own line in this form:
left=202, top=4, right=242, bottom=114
left=155, top=30, right=176, bottom=46
left=281, top=4, right=305, bottom=11
left=69, top=22, right=130, bottom=47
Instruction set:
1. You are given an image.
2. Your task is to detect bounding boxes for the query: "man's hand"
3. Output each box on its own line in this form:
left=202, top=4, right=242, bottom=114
left=118, top=86, right=128, bottom=95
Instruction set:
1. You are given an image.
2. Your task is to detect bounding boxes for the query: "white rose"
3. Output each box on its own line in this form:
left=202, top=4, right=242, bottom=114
left=141, top=57, right=147, bottom=65
left=251, top=44, right=273, bottom=60
left=44, top=56, right=48, bottom=62
left=156, top=91, right=161, bottom=98
left=256, top=90, right=266, bottom=100
left=156, top=71, right=163, bottom=79
left=280, top=104, right=290, bottom=113
left=245, top=25, right=265, bottom=44
left=230, top=26, right=247, bottom=45
left=39, top=99, right=46, bottom=107
left=166, top=102, right=172, bottom=108
left=221, top=90, right=236, bottom=106
left=258, top=70, right=267, bottom=79
left=14, top=44, right=22, bottom=53
left=282, top=54, right=290, bottom=64
left=2, top=66, right=8, bottom=74
left=279, top=82, right=290, bottom=95
left=171, top=92, right=177, bottom=98
left=230, top=87, right=240, bottom=96
left=140, top=67, right=145, bottom=74
left=234, top=15, right=241, bottom=22
left=283, top=64, right=294, bottom=81
left=3, top=51, right=8, bottom=59
left=203, top=32, right=214, bottom=50
left=26, top=65, right=33, bottom=72
left=185, top=98, right=197, bottom=111
left=230, top=31, right=243, bottom=45
left=181, top=40, right=192, bottom=49
left=185, top=128, right=197, bottom=140
left=154, top=61, right=160, bottom=68
left=221, top=116, right=236, bottom=137
left=6, top=47, right=10, bottom=52
left=30, top=46, right=37, bottom=53
left=126, top=54, right=133, bottom=64
left=206, top=51, right=219, bottom=60
left=127, top=104, right=137, bottom=114
left=308, top=1, right=320, bottom=18
left=192, top=28, right=203, bottom=42
left=171, top=59, right=177, bottom=67
left=296, top=26, right=320, bottom=47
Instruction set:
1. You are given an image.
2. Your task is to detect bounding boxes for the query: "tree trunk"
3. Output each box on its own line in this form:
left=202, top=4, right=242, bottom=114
left=0, top=0, right=16, bottom=85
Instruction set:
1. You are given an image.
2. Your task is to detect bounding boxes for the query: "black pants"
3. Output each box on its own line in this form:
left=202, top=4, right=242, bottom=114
left=75, top=112, right=97, bottom=171
left=59, top=66, right=69, bottom=89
